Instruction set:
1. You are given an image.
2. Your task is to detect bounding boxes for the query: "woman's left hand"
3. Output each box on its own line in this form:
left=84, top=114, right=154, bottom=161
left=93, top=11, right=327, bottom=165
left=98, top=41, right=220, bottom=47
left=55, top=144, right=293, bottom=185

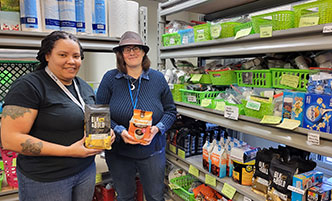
left=110, top=129, right=116, bottom=145
left=140, top=126, right=159, bottom=146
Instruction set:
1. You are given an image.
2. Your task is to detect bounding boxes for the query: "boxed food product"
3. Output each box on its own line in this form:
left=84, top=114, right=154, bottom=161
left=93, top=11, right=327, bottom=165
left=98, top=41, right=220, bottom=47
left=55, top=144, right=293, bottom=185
left=307, top=183, right=332, bottom=201
left=303, top=94, right=332, bottom=133
left=85, top=104, right=112, bottom=149
left=282, top=91, right=305, bottom=127
left=193, top=23, right=211, bottom=42
left=291, top=171, right=323, bottom=201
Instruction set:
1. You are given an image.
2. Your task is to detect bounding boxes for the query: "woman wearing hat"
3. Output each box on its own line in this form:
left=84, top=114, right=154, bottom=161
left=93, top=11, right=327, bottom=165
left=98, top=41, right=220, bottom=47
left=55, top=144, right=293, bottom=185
left=96, top=31, right=177, bottom=201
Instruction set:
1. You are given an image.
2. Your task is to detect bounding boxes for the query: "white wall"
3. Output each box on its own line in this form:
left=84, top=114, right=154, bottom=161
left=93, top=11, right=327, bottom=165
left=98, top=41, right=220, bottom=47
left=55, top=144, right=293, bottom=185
left=78, top=0, right=200, bottom=84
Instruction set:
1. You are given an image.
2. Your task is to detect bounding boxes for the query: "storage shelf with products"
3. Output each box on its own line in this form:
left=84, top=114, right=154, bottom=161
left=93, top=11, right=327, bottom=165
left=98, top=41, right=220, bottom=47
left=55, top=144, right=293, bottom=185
left=166, top=151, right=265, bottom=201
left=160, top=23, right=332, bottom=59
left=0, top=30, right=120, bottom=52
left=175, top=101, right=332, bottom=157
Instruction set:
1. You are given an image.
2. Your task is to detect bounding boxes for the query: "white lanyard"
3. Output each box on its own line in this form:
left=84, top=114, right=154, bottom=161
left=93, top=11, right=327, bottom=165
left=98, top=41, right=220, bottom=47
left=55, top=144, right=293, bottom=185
left=45, top=67, right=85, bottom=112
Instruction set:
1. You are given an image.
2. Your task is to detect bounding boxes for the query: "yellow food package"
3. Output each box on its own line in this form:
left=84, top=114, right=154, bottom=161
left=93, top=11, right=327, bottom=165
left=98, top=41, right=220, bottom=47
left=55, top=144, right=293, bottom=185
left=84, top=104, right=112, bottom=149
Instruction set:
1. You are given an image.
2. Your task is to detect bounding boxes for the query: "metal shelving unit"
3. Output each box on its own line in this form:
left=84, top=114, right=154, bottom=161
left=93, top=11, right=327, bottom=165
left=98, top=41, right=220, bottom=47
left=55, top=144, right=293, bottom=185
left=0, top=30, right=120, bottom=52
left=158, top=0, right=332, bottom=200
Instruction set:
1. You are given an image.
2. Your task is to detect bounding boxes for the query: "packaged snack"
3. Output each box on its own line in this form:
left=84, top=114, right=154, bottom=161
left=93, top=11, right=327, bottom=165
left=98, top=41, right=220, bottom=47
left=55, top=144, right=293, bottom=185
left=85, top=104, right=112, bottom=149
left=282, top=91, right=305, bottom=126
left=128, top=109, right=153, bottom=143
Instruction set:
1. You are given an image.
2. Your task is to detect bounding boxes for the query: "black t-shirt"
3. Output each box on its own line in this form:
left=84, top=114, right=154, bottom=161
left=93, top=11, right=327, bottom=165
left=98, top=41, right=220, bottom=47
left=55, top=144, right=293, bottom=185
left=4, top=69, right=95, bottom=182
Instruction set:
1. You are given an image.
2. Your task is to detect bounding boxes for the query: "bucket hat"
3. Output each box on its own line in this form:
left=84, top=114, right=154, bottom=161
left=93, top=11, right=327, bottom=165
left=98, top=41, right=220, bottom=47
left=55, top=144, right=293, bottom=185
left=113, top=31, right=149, bottom=53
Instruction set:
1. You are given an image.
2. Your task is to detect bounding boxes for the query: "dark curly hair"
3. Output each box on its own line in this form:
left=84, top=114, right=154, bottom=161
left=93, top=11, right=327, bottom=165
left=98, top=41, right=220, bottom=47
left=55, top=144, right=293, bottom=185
left=35, top=31, right=84, bottom=70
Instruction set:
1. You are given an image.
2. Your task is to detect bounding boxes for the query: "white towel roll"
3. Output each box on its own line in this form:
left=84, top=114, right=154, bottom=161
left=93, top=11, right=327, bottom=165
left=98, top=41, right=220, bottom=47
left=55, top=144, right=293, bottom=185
left=126, top=0, right=139, bottom=33
left=108, top=0, right=127, bottom=38
left=20, top=0, right=42, bottom=32
left=41, top=0, right=60, bottom=32
left=92, top=0, right=107, bottom=36
left=59, top=0, right=76, bottom=34
left=75, top=0, right=92, bottom=35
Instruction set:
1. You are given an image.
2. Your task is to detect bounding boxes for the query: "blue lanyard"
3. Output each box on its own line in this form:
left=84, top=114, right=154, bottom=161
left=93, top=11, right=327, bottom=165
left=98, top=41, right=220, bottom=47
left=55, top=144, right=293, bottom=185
left=127, top=76, right=142, bottom=110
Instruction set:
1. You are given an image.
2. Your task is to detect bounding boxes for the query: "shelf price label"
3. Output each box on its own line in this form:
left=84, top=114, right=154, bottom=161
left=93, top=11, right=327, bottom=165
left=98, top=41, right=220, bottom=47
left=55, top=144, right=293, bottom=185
left=187, top=95, right=197, bottom=103
left=190, top=74, right=202, bottom=82
left=323, top=25, right=332, bottom=33
left=299, top=16, right=319, bottom=27
left=221, top=183, right=237, bottom=199
left=95, top=173, right=102, bottom=183
left=243, top=196, right=252, bottom=201
left=307, top=132, right=320, bottom=146
left=201, top=99, right=212, bottom=107
left=189, top=165, right=199, bottom=177
left=234, top=27, right=252, bottom=39
left=177, top=149, right=186, bottom=159
left=280, top=74, right=299, bottom=88
left=224, top=105, right=239, bottom=120
left=205, top=174, right=216, bottom=187
left=169, top=144, right=177, bottom=154
left=246, top=100, right=261, bottom=111
left=277, top=119, right=301, bottom=130
left=260, top=26, right=272, bottom=38
left=260, top=115, right=282, bottom=124
left=215, top=101, right=225, bottom=111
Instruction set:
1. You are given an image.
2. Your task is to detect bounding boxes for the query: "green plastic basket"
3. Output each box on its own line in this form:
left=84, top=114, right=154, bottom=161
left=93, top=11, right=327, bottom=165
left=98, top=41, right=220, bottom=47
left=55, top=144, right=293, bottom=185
left=293, top=0, right=332, bottom=27
left=162, top=32, right=181, bottom=47
left=180, top=89, right=222, bottom=106
left=0, top=60, right=39, bottom=101
left=270, top=68, right=317, bottom=91
left=169, top=175, right=197, bottom=201
left=242, top=99, right=274, bottom=119
left=207, top=70, right=237, bottom=85
left=171, top=84, right=186, bottom=102
left=234, top=21, right=256, bottom=35
left=220, top=22, right=242, bottom=38
left=193, top=23, right=211, bottom=42
left=235, top=70, right=272, bottom=88
left=252, top=10, right=295, bottom=33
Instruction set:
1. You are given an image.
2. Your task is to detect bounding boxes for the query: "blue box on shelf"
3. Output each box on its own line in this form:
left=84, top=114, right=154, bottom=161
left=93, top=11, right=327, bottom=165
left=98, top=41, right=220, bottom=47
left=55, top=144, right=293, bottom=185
left=178, top=28, right=194, bottom=45
left=303, top=93, right=332, bottom=133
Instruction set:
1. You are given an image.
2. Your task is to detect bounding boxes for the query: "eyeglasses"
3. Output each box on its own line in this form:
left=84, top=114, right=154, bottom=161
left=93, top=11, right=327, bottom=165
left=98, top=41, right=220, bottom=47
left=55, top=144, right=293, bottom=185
left=122, top=46, right=142, bottom=54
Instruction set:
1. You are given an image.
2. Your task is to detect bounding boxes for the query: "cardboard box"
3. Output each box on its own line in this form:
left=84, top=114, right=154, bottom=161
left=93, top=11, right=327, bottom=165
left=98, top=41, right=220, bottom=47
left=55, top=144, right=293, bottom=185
left=282, top=91, right=305, bottom=126
left=291, top=171, right=323, bottom=201
left=303, top=94, right=332, bottom=133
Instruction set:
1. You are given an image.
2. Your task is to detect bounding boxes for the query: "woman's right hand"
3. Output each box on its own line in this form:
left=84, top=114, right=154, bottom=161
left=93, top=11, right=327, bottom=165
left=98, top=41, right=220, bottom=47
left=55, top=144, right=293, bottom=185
left=120, top=130, right=140, bottom=144
left=67, top=137, right=102, bottom=158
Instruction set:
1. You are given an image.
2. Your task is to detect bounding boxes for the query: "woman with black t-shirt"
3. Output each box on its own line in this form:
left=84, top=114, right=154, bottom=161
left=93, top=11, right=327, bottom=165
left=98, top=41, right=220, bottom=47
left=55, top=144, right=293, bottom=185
left=0, top=31, right=115, bottom=201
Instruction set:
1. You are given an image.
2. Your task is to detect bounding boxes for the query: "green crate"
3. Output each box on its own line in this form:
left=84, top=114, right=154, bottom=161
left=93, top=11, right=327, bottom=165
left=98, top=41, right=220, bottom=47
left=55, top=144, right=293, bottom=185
left=0, top=60, right=39, bottom=102
left=242, top=99, right=274, bottom=119
left=235, top=70, right=272, bottom=88
left=220, top=22, right=242, bottom=38
left=162, top=32, right=181, bottom=47
left=293, top=0, right=332, bottom=27
left=171, top=84, right=186, bottom=102
left=252, top=10, right=295, bottom=33
left=169, top=175, right=197, bottom=201
left=193, top=23, right=211, bottom=42
left=180, top=89, right=222, bottom=106
left=270, top=68, right=317, bottom=91
left=207, top=70, right=237, bottom=85
left=234, top=21, right=256, bottom=35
